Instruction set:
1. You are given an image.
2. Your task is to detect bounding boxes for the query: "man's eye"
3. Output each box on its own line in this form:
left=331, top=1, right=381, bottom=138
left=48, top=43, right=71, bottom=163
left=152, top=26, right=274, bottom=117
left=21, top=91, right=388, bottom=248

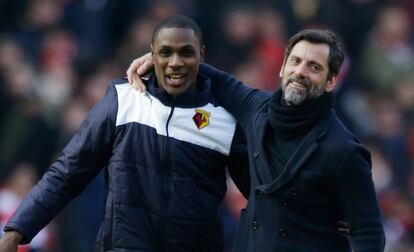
left=290, top=57, right=299, bottom=64
left=181, top=49, right=195, bottom=57
left=311, top=64, right=321, bottom=71
left=159, top=50, right=171, bottom=56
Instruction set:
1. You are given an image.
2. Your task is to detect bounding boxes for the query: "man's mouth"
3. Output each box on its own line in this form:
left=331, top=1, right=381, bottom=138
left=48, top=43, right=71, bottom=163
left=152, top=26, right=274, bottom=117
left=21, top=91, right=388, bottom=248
left=166, top=73, right=186, bottom=87
left=287, top=77, right=310, bottom=90
left=289, top=80, right=307, bottom=90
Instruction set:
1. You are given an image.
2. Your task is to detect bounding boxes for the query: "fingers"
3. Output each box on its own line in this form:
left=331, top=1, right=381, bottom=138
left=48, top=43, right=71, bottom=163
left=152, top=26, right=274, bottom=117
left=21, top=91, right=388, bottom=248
left=337, top=227, right=350, bottom=236
left=137, top=53, right=153, bottom=76
left=337, top=220, right=350, bottom=228
left=336, top=221, right=351, bottom=235
left=132, top=72, right=146, bottom=92
left=126, top=53, right=153, bottom=85
left=138, top=60, right=153, bottom=75
left=127, top=59, right=142, bottom=84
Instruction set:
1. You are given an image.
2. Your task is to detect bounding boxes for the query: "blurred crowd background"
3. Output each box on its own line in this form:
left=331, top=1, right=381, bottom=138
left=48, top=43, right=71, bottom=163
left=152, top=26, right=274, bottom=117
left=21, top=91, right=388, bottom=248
left=0, top=0, right=414, bottom=251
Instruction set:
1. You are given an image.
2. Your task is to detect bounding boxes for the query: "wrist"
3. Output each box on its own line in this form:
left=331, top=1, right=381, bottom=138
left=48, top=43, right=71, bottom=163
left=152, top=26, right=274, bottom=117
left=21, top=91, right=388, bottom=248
left=3, top=231, right=23, bottom=244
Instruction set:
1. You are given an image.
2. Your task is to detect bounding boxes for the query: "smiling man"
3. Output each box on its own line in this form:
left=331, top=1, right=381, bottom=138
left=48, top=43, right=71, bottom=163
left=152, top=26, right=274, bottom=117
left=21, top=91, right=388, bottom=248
left=151, top=19, right=203, bottom=97
left=202, top=29, right=386, bottom=252
left=280, top=39, right=334, bottom=105
left=128, top=29, right=385, bottom=251
left=0, top=15, right=250, bottom=252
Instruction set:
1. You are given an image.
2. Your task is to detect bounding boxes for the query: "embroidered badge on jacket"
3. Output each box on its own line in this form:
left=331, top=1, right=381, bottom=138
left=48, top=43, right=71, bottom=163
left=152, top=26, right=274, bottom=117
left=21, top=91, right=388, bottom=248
left=193, top=108, right=210, bottom=130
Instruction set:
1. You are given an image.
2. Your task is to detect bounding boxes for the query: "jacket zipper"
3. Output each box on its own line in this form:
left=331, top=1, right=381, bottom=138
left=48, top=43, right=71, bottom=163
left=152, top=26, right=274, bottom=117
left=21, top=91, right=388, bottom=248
left=166, top=105, right=175, bottom=137
left=161, top=100, right=175, bottom=249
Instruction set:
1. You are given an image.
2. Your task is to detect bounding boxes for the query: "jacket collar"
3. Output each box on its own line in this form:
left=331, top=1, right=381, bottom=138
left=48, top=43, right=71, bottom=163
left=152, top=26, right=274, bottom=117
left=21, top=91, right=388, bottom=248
left=145, top=72, right=212, bottom=108
left=257, top=109, right=336, bottom=193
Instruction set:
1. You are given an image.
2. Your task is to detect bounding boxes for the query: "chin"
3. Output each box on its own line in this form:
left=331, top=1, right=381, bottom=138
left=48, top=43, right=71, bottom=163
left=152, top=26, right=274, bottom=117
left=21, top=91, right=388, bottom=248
left=169, top=89, right=184, bottom=97
left=284, top=89, right=307, bottom=105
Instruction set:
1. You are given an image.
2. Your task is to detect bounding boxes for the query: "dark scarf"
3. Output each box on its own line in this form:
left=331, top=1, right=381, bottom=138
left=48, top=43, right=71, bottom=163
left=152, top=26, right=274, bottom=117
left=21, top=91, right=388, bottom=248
left=268, top=88, right=333, bottom=138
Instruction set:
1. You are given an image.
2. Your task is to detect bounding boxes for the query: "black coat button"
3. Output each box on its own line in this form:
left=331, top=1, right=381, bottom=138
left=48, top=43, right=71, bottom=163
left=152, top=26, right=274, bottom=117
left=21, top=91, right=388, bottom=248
left=251, top=220, right=260, bottom=230
left=279, top=228, right=287, bottom=237
left=253, top=152, right=259, bottom=158
left=282, top=201, right=288, bottom=207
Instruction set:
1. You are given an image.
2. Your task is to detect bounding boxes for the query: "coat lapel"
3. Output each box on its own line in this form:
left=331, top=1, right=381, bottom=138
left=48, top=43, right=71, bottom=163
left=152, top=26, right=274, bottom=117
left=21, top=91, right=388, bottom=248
left=256, top=110, right=335, bottom=193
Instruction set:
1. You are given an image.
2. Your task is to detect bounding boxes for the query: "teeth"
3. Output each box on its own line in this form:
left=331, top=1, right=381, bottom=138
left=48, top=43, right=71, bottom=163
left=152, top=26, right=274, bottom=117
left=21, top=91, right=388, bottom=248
left=291, top=81, right=306, bottom=88
left=169, top=74, right=184, bottom=79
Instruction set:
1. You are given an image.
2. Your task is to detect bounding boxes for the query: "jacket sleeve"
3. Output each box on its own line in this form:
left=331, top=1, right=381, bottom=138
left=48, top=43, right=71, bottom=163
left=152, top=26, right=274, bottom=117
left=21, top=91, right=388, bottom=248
left=227, top=124, right=250, bottom=199
left=335, top=144, right=386, bottom=252
left=4, top=82, right=118, bottom=244
left=199, top=63, right=271, bottom=130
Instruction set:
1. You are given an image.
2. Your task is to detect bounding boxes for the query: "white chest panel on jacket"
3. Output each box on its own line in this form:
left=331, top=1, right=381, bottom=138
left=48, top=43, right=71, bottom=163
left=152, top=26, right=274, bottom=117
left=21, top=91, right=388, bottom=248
left=115, top=83, right=237, bottom=155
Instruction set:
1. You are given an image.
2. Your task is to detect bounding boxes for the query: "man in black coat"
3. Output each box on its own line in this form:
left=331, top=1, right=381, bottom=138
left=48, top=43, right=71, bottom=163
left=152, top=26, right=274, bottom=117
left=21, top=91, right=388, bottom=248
left=128, top=29, right=385, bottom=251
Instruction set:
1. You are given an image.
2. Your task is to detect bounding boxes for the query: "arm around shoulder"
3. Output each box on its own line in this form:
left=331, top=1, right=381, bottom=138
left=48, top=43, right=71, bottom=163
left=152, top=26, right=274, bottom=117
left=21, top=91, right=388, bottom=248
left=199, top=63, right=271, bottom=127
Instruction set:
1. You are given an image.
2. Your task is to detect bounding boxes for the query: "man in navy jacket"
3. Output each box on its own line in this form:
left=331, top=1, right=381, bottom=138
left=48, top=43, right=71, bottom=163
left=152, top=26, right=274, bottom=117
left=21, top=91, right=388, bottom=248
left=127, top=29, right=385, bottom=251
left=0, top=15, right=249, bottom=252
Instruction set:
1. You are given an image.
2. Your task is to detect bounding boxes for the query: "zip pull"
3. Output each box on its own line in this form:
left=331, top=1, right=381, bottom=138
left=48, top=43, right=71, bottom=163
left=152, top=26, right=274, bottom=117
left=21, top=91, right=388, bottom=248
left=165, top=99, right=176, bottom=137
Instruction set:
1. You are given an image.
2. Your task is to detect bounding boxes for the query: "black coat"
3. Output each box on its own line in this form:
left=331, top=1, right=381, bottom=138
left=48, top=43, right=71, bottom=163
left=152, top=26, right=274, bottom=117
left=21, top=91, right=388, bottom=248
left=201, top=64, right=385, bottom=252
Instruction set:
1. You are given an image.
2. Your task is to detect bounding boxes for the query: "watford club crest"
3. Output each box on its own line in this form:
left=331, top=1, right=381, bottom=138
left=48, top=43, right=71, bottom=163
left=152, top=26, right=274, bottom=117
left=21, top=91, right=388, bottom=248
left=192, top=108, right=211, bottom=130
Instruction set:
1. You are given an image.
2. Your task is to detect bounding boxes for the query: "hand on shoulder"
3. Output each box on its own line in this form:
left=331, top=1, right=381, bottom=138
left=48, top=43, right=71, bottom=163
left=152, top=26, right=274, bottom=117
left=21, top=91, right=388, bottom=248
left=0, top=231, right=22, bottom=252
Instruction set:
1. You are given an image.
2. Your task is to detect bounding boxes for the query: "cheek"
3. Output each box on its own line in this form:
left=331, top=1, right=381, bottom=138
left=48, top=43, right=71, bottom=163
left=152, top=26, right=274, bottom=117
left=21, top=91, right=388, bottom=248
left=310, top=78, right=327, bottom=91
left=154, top=57, right=168, bottom=68
left=283, top=65, right=295, bottom=74
left=154, top=62, right=165, bottom=74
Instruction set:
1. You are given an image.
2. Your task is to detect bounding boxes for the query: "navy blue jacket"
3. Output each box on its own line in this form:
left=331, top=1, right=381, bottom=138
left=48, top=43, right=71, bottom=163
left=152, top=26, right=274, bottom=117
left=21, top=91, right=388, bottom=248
left=201, top=64, right=385, bottom=252
left=4, top=73, right=250, bottom=251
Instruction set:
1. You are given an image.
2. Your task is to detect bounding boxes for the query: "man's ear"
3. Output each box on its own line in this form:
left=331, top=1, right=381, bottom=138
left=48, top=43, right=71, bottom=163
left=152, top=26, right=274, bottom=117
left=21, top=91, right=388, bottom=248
left=325, top=75, right=337, bottom=92
left=150, top=44, right=154, bottom=57
left=200, top=45, right=205, bottom=62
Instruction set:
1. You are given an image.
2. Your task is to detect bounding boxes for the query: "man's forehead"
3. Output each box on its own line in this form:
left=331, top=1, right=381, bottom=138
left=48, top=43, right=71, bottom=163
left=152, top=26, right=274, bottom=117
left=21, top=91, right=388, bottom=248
left=154, top=27, right=199, bottom=45
left=156, top=43, right=197, bottom=49
left=290, top=40, right=330, bottom=63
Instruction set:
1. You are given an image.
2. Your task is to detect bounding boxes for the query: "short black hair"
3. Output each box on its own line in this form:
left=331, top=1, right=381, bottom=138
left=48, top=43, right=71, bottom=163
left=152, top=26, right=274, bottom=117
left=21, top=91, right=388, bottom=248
left=152, top=15, right=203, bottom=46
left=284, top=29, right=345, bottom=80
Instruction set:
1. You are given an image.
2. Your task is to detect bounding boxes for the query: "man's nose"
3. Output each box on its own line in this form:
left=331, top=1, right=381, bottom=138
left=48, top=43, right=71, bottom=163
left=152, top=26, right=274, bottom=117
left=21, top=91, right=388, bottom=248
left=169, top=54, right=184, bottom=67
left=295, top=63, right=307, bottom=77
